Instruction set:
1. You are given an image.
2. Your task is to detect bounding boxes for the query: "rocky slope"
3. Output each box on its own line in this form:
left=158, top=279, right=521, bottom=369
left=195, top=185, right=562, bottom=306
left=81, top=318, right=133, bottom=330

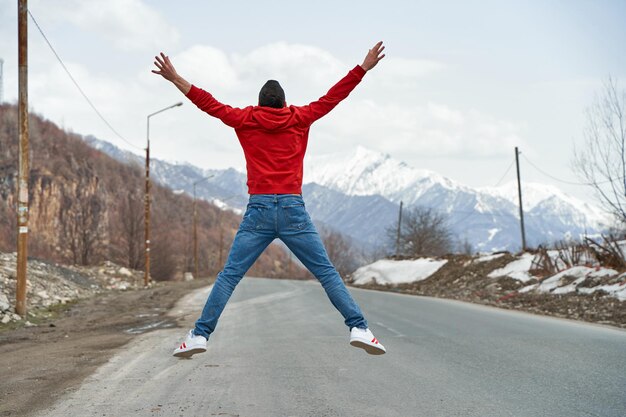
left=0, top=252, right=143, bottom=325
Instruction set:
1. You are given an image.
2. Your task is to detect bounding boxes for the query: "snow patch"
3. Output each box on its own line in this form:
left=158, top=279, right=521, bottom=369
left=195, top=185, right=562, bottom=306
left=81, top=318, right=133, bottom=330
left=475, top=253, right=505, bottom=263
left=534, top=266, right=624, bottom=299
left=487, top=228, right=499, bottom=241
left=352, top=258, right=448, bottom=285
left=487, top=253, right=535, bottom=282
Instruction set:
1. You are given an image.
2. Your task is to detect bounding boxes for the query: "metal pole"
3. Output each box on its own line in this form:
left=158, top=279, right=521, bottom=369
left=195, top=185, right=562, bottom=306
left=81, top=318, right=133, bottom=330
left=191, top=175, right=213, bottom=279
left=16, top=0, right=29, bottom=316
left=395, top=201, right=403, bottom=257
left=193, top=184, right=198, bottom=279
left=144, top=138, right=150, bottom=286
left=143, top=102, right=182, bottom=285
left=0, top=57, right=5, bottom=103
left=515, top=147, right=527, bottom=252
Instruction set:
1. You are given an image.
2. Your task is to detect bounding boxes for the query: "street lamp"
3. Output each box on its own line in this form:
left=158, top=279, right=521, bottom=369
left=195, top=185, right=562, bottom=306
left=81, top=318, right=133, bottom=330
left=144, top=102, right=183, bottom=286
left=193, top=175, right=214, bottom=279
left=214, top=195, right=239, bottom=268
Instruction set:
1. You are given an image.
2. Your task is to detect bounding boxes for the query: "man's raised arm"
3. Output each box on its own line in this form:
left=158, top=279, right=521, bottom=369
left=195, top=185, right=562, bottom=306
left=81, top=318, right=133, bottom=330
left=298, top=41, right=385, bottom=126
left=152, top=52, right=247, bottom=128
left=152, top=52, right=191, bottom=95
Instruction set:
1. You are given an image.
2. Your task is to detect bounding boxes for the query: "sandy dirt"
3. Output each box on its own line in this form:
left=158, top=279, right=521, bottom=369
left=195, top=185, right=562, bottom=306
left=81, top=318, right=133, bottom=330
left=0, top=279, right=211, bottom=417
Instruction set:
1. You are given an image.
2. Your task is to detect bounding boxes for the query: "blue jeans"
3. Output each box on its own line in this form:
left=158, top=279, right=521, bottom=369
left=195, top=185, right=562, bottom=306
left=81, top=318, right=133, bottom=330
left=193, top=194, right=367, bottom=339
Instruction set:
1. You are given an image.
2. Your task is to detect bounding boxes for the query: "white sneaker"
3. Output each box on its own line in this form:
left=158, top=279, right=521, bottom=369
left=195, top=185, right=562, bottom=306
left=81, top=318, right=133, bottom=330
left=350, top=327, right=386, bottom=355
left=173, top=329, right=207, bottom=358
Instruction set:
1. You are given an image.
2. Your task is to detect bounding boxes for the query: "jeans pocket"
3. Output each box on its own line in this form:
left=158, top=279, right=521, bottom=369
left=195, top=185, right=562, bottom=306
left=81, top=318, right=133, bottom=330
left=240, top=203, right=266, bottom=231
left=282, top=203, right=311, bottom=230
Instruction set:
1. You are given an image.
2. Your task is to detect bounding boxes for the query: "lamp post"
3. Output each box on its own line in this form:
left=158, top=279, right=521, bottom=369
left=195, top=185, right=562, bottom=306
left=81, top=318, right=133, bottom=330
left=193, top=175, right=214, bottom=279
left=215, top=195, right=238, bottom=269
left=144, top=102, right=182, bottom=286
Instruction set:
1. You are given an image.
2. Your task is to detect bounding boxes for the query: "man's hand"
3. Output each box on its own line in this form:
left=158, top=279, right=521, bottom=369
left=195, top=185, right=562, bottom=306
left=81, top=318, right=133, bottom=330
left=360, top=41, right=385, bottom=72
left=152, top=52, right=191, bottom=95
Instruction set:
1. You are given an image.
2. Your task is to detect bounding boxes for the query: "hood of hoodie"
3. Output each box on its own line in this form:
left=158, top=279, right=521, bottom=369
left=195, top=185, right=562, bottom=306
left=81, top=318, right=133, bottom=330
left=249, top=105, right=297, bottom=130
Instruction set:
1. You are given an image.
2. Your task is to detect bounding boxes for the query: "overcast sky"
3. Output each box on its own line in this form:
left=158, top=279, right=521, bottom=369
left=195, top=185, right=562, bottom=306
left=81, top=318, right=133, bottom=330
left=1, top=0, right=625, bottom=203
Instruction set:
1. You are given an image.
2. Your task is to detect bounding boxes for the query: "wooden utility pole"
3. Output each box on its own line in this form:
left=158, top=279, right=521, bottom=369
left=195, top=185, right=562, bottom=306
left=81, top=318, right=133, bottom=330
left=218, top=224, right=224, bottom=267
left=515, top=147, right=527, bottom=252
left=395, top=201, right=403, bottom=257
left=16, top=0, right=29, bottom=316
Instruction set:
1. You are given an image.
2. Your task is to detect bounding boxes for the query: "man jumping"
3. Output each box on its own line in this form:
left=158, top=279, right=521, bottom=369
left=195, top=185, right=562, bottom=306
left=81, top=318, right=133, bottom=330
left=152, top=41, right=387, bottom=357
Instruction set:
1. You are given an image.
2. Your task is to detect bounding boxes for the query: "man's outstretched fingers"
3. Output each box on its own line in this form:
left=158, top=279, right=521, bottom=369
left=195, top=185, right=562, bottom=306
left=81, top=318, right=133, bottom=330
left=361, top=41, right=385, bottom=71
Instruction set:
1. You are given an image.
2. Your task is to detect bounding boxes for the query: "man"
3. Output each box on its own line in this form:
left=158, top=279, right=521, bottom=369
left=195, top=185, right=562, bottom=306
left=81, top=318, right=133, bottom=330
left=152, top=41, right=387, bottom=357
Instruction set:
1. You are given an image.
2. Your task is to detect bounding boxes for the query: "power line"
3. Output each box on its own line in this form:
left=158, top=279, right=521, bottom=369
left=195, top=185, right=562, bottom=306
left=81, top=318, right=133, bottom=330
left=27, top=10, right=142, bottom=151
left=520, top=154, right=588, bottom=186
left=493, top=159, right=515, bottom=187
left=522, top=154, right=623, bottom=186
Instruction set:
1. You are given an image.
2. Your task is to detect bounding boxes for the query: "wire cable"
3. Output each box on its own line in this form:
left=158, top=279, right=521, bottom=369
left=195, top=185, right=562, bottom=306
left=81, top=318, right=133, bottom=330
left=521, top=154, right=623, bottom=186
left=520, top=154, right=587, bottom=186
left=28, top=10, right=143, bottom=151
left=493, top=159, right=515, bottom=187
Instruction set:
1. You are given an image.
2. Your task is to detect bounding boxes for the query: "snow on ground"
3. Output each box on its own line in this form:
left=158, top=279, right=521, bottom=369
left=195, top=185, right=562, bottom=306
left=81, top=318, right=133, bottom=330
left=475, top=253, right=505, bottom=263
left=537, top=266, right=592, bottom=294
left=487, top=253, right=535, bottom=282
left=516, top=265, right=625, bottom=300
left=579, top=281, right=626, bottom=301
left=536, top=267, right=625, bottom=300
left=352, top=258, right=448, bottom=286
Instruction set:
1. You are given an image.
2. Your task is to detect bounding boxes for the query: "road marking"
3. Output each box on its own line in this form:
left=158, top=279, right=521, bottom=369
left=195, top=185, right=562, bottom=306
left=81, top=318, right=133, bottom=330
left=374, top=321, right=405, bottom=337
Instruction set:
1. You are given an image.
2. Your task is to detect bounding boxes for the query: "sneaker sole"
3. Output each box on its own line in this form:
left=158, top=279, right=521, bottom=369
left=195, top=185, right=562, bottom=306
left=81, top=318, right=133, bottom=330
left=350, top=340, right=386, bottom=355
left=173, top=347, right=206, bottom=358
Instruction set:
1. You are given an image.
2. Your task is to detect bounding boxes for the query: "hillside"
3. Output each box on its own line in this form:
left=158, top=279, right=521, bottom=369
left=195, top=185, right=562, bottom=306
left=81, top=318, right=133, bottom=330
left=0, top=104, right=302, bottom=280
left=350, top=251, right=625, bottom=328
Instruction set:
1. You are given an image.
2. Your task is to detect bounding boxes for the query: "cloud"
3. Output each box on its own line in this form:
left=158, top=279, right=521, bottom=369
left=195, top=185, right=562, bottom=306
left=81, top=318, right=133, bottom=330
left=6, top=35, right=525, bottom=172
left=312, top=100, right=524, bottom=159
left=32, top=0, right=179, bottom=51
left=164, top=42, right=347, bottom=104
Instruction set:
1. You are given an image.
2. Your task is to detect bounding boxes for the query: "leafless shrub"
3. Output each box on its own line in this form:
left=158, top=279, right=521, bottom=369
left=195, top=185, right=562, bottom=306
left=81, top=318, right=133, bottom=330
left=321, top=228, right=358, bottom=277
left=388, top=206, right=453, bottom=257
left=585, top=235, right=626, bottom=271
left=529, top=246, right=559, bottom=277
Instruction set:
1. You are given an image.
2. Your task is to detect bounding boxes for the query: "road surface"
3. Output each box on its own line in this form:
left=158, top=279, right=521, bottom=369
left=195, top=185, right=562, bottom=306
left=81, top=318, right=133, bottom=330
left=36, top=278, right=626, bottom=417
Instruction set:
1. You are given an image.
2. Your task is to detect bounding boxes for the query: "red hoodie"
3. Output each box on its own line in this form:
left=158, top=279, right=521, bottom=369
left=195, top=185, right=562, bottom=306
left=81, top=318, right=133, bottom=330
left=186, top=65, right=366, bottom=194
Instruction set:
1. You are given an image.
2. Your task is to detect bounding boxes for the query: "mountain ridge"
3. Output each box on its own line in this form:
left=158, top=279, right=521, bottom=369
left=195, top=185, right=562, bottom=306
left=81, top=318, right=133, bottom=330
left=84, top=136, right=610, bottom=253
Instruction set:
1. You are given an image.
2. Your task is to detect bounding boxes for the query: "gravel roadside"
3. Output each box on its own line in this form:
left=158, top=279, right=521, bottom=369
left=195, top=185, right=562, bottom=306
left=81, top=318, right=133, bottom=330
left=0, top=278, right=211, bottom=417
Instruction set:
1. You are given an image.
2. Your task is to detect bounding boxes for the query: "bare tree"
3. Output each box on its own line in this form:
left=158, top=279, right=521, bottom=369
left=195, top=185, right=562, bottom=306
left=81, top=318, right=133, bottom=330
left=573, top=77, right=626, bottom=225
left=116, top=191, right=144, bottom=269
left=59, top=177, right=105, bottom=265
left=321, top=228, right=357, bottom=277
left=389, top=206, right=452, bottom=257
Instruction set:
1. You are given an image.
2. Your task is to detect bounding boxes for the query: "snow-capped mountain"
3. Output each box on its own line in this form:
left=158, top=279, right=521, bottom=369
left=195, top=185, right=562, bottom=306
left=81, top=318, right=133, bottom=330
left=480, top=181, right=608, bottom=228
left=84, top=136, right=249, bottom=211
left=304, top=147, right=610, bottom=249
left=84, top=136, right=610, bottom=253
left=305, top=146, right=462, bottom=205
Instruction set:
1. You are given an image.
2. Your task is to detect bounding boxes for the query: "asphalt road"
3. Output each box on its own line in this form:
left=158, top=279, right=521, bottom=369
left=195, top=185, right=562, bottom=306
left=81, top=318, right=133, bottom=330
left=36, top=278, right=626, bottom=417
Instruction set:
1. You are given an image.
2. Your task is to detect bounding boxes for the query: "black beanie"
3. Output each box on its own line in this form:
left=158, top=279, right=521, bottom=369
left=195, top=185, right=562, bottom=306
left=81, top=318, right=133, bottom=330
left=258, top=80, right=286, bottom=108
